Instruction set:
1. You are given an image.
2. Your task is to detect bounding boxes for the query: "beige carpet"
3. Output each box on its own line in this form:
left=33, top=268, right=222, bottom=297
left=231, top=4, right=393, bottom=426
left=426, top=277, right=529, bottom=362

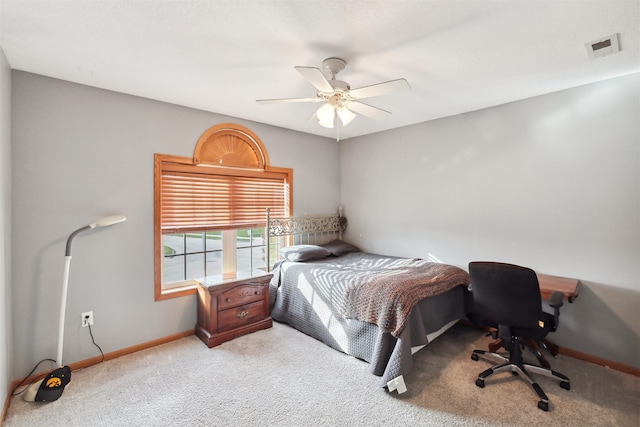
left=5, top=322, right=640, bottom=426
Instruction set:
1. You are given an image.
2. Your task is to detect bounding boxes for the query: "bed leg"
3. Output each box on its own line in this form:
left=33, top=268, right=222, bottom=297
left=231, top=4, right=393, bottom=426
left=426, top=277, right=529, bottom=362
left=387, top=375, right=407, bottom=394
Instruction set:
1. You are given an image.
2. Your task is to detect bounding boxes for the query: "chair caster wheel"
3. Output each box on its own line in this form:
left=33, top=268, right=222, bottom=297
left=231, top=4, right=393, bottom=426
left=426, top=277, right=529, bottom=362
left=475, top=378, right=485, bottom=388
left=560, top=381, right=570, bottom=390
left=537, top=400, right=549, bottom=411
left=471, top=353, right=479, bottom=361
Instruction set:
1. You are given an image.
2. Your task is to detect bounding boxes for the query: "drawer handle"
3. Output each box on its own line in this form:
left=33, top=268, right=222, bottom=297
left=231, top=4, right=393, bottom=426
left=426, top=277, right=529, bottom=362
left=226, top=298, right=232, bottom=302
left=237, top=311, right=249, bottom=319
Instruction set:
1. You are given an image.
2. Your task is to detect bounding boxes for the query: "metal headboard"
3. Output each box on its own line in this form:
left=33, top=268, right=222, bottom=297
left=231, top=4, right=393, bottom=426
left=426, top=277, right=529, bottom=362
left=266, top=207, right=348, bottom=271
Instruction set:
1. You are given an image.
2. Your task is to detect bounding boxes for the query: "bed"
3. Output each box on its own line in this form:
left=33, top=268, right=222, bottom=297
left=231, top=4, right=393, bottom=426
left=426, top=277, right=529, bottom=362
left=266, top=209, right=470, bottom=393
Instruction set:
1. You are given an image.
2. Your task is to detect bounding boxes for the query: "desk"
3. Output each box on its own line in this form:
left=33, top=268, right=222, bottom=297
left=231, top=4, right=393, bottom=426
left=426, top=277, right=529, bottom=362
left=537, top=273, right=581, bottom=303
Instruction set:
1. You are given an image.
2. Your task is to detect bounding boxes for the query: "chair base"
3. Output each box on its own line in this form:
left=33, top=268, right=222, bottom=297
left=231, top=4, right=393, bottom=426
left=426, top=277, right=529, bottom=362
left=471, top=349, right=570, bottom=411
left=487, top=335, right=557, bottom=369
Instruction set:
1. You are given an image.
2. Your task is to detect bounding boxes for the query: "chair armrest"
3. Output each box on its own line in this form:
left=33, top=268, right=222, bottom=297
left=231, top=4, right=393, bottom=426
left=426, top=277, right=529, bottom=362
left=548, top=291, right=564, bottom=332
left=548, top=291, right=564, bottom=309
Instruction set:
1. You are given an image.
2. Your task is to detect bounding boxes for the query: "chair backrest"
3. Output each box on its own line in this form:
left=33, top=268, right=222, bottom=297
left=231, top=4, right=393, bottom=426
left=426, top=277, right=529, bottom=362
left=468, top=261, right=542, bottom=330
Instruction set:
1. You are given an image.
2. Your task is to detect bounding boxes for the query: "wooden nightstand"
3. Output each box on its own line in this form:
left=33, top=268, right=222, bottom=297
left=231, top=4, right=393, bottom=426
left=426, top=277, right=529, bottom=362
left=195, top=272, right=273, bottom=348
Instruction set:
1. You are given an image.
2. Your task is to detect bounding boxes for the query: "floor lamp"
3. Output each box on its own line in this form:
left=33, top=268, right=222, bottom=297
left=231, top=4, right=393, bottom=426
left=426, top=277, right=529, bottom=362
left=23, top=215, right=126, bottom=402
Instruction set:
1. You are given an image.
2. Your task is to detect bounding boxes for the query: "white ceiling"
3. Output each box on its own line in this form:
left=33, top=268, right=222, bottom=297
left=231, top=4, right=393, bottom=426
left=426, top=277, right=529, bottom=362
left=1, top=0, right=638, bottom=141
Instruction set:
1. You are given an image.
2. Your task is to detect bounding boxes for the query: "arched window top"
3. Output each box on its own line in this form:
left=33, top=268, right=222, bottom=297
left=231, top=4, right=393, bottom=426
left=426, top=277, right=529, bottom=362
left=193, top=123, right=270, bottom=169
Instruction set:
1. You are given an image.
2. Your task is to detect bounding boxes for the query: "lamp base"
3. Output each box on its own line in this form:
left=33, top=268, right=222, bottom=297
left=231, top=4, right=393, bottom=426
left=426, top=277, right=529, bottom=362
left=22, top=365, right=71, bottom=402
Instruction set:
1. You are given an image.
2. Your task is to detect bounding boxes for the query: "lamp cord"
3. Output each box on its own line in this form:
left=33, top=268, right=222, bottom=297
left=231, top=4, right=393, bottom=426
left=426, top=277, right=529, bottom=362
left=11, top=358, right=57, bottom=396
left=88, top=324, right=105, bottom=363
left=12, top=325, right=105, bottom=396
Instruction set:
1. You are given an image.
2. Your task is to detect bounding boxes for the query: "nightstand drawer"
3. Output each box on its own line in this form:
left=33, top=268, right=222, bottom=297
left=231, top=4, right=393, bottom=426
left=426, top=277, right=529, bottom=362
left=218, top=283, right=265, bottom=310
left=218, top=301, right=267, bottom=332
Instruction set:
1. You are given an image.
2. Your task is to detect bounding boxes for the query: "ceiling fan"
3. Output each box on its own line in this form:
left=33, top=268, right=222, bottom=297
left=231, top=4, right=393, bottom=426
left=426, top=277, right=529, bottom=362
left=256, top=57, right=411, bottom=130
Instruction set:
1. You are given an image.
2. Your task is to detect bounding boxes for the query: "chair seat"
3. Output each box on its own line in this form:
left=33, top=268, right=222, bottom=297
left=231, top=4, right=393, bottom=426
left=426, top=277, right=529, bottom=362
left=512, top=312, right=555, bottom=340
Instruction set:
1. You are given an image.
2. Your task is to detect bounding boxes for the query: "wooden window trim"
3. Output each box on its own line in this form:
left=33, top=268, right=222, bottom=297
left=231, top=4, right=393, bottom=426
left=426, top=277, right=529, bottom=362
left=154, top=124, right=292, bottom=301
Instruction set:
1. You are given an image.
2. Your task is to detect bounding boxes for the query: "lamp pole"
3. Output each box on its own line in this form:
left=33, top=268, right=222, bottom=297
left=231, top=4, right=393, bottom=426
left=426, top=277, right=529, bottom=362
left=56, top=215, right=126, bottom=366
left=24, top=214, right=126, bottom=403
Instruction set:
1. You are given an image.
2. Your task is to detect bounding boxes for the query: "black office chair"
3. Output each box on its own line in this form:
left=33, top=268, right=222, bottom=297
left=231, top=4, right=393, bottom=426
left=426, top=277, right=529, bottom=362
left=467, top=261, right=570, bottom=411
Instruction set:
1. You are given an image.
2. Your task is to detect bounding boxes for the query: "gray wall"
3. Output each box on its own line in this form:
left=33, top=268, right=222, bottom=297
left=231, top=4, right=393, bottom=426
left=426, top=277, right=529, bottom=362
left=9, top=68, right=640, bottom=381
left=10, top=71, right=340, bottom=377
left=341, top=73, right=640, bottom=369
left=0, top=46, right=12, bottom=407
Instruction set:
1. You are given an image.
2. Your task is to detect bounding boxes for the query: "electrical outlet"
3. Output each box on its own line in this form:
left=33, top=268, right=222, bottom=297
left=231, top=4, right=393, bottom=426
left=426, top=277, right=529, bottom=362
left=81, top=311, right=94, bottom=327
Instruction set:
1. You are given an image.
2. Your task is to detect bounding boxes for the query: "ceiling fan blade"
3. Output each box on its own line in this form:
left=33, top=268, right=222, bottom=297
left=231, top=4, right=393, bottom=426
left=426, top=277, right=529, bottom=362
left=349, top=78, right=411, bottom=99
left=294, top=66, right=334, bottom=93
left=346, top=101, right=391, bottom=120
left=256, top=97, right=321, bottom=104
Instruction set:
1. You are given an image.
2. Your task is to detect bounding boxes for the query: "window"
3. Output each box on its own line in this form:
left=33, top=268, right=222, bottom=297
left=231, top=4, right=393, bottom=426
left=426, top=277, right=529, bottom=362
left=162, top=227, right=267, bottom=287
left=154, top=124, right=292, bottom=300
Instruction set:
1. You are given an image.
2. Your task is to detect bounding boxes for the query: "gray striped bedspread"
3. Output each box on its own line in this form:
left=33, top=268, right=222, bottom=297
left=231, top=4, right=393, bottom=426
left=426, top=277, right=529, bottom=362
left=269, top=252, right=470, bottom=388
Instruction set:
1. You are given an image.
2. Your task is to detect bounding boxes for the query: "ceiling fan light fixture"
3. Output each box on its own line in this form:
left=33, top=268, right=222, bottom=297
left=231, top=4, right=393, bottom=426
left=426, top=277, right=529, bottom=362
left=318, top=118, right=334, bottom=128
left=337, top=107, right=356, bottom=126
left=317, top=103, right=335, bottom=128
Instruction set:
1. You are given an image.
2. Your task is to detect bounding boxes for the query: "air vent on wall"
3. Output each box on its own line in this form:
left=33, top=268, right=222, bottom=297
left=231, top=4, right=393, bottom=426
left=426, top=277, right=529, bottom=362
left=585, top=33, right=620, bottom=59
